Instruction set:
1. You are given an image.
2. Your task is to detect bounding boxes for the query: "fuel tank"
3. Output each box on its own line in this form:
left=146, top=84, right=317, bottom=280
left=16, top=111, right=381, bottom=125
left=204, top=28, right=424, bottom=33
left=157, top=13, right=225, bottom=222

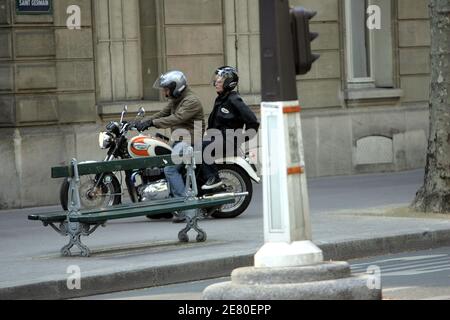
left=128, top=135, right=172, bottom=158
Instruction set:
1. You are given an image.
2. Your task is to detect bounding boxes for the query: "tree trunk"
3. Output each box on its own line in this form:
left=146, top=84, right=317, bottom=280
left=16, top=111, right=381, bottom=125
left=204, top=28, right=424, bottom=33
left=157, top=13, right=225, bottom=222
left=412, top=0, right=450, bottom=213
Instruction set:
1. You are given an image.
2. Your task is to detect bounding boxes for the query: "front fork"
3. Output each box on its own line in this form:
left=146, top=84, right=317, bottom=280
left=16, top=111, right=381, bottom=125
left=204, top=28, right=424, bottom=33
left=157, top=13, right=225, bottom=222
left=125, top=170, right=138, bottom=203
left=91, top=154, right=116, bottom=196
left=94, top=154, right=138, bottom=204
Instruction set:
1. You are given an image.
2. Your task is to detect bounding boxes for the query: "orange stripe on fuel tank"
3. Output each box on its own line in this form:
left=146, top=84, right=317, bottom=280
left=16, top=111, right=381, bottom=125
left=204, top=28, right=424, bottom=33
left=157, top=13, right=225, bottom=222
left=130, top=137, right=150, bottom=157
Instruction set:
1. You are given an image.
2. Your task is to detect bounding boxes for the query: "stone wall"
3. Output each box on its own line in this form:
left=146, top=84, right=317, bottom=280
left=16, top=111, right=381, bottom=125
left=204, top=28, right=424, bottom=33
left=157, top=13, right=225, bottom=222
left=301, top=106, right=429, bottom=177
left=0, top=0, right=97, bottom=208
left=0, top=0, right=96, bottom=127
left=292, top=0, right=342, bottom=109
left=0, top=0, right=433, bottom=208
left=398, top=0, right=431, bottom=104
left=290, top=0, right=431, bottom=177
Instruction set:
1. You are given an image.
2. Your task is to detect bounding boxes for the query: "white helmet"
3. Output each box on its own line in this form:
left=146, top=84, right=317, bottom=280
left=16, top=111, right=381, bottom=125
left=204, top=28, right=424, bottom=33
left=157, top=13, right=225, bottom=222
left=153, top=70, right=187, bottom=98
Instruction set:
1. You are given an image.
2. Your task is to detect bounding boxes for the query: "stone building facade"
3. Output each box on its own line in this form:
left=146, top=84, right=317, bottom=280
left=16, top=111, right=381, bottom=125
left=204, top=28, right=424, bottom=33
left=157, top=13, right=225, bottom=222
left=0, top=0, right=431, bottom=208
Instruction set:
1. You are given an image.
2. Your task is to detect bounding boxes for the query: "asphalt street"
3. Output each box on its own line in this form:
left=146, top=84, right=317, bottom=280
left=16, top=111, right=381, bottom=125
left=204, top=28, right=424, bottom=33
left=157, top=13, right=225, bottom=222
left=3, top=168, right=450, bottom=300
left=80, top=246, right=450, bottom=300
left=1, top=168, right=424, bottom=217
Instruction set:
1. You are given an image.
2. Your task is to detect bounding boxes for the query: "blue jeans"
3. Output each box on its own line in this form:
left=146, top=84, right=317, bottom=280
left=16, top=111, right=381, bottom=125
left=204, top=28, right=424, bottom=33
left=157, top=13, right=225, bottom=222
left=164, top=141, right=189, bottom=198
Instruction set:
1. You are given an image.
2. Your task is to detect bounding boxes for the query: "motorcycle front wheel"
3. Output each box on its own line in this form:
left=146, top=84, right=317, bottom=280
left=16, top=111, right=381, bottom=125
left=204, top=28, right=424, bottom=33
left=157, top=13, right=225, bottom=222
left=60, top=173, right=122, bottom=211
left=210, top=164, right=253, bottom=219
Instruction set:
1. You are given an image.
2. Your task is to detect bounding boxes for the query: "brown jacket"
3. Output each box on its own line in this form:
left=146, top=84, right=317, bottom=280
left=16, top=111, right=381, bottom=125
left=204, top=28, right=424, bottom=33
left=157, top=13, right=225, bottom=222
left=149, top=88, right=205, bottom=144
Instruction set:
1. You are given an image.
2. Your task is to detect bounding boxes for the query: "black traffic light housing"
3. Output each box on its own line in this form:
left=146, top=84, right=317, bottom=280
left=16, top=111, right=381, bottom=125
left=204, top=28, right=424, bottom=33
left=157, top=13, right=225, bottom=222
left=290, top=7, right=320, bottom=75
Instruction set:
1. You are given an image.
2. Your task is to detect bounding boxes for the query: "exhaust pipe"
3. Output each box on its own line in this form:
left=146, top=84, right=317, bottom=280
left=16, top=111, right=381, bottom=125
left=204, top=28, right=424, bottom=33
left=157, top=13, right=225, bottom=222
left=201, top=192, right=249, bottom=200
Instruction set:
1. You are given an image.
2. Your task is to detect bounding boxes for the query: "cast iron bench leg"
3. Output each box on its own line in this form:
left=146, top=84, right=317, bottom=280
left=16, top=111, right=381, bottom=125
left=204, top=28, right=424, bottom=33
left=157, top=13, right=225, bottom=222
left=61, top=228, right=89, bottom=257
left=60, top=158, right=105, bottom=257
left=60, top=222, right=103, bottom=257
left=178, top=209, right=207, bottom=243
left=43, top=221, right=69, bottom=236
left=177, top=147, right=207, bottom=243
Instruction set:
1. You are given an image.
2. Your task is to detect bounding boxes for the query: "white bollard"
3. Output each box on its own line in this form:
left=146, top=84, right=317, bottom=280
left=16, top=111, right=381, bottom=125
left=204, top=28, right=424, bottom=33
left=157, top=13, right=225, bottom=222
left=255, top=101, right=323, bottom=268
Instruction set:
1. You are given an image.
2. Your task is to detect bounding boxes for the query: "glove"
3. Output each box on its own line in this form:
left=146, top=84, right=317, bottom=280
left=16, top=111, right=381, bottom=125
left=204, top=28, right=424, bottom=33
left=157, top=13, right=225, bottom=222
left=135, top=120, right=153, bottom=132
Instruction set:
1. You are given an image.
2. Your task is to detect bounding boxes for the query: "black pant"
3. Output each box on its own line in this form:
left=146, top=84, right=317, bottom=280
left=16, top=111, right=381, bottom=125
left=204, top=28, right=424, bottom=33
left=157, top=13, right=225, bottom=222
left=200, top=139, right=219, bottom=180
left=200, top=136, right=242, bottom=181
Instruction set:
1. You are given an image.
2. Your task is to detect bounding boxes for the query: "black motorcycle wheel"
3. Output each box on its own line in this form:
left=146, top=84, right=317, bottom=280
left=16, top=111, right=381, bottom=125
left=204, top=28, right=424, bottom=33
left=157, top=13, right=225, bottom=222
left=210, top=164, right=253, bottom=219
left=60, top=173, right=121, bottom=211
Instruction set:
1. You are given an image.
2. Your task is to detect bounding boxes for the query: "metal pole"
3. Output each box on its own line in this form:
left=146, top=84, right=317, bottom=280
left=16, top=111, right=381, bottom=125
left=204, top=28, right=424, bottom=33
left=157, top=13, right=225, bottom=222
left=256, top=0, right=323, bottom=268
left=203, top=1, right=381, bottom=300
left=260, top=0, right=297, bottom=102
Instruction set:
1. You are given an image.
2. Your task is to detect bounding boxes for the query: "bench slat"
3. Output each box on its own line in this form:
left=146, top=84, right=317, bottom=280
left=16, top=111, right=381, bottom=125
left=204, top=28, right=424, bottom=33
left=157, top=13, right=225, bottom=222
left=28, top=213, right=67, bottom=223
left=27, top=198, right=191, bottom=223
left=51, top=155, right=175, bottom=178
left=69, top=197, right=235, bottom=223
left=78, top=198, right=186, bottom=215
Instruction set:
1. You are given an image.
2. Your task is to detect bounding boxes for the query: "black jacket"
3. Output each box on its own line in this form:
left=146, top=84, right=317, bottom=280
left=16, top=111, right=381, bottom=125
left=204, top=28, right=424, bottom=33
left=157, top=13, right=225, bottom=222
left=207, top=91, right=260, bottom=136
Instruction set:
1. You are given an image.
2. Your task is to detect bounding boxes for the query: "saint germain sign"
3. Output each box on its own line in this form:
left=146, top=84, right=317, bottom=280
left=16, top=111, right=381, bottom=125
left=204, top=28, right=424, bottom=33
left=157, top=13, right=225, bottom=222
left=16, top=0, right=52, bottom=14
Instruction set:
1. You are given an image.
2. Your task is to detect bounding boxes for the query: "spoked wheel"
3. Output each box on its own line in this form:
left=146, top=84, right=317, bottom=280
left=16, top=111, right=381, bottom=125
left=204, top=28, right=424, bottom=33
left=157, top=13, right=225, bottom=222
left=60, top=173, right=122, bottom=211
left=210, top=164, right=253, bottom=219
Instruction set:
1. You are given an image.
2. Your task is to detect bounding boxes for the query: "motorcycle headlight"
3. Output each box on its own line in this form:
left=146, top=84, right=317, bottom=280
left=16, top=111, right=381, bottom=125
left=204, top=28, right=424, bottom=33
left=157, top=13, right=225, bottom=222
left=99, top=132, right=113, bottom=149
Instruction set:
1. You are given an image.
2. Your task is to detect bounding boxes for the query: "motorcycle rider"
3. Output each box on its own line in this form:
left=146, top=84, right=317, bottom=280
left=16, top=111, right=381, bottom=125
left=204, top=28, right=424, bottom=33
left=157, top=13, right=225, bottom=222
left=134, top=70, right=205, bottom=222
left=201, top=66, right=260, bottom=190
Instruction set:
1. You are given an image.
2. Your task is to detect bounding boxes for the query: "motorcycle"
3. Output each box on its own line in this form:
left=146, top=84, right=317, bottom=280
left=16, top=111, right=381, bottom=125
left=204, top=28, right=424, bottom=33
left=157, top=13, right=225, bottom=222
left=60, top=106, right=260, bottom=219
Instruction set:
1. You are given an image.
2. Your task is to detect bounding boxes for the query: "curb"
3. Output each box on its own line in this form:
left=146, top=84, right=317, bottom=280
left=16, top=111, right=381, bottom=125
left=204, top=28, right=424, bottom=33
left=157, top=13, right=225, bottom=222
left=2, top=228, right=450, bottom=300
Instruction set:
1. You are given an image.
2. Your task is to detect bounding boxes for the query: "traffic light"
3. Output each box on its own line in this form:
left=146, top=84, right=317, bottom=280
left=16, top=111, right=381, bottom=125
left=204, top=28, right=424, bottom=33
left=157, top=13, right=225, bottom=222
left=290, top=7, right=320, bottom=75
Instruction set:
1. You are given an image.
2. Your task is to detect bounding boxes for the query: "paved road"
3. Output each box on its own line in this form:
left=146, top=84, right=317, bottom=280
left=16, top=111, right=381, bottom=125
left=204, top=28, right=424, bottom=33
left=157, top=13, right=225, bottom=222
left=0, top=169, right=425, bottom=259
left=5, top=168, right=450, bottom=300
left=81, top=246, right=450, bottom=300
left=1, top=168, right=424, bottom=218
left=308, top=169, right=423, bottom=213
left=351, top=246, right=450, bottom=300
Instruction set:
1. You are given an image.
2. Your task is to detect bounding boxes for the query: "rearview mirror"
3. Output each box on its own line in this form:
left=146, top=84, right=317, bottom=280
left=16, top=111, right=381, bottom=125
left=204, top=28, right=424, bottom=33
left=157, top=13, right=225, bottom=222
left=120, top=105, right=128, bottom=124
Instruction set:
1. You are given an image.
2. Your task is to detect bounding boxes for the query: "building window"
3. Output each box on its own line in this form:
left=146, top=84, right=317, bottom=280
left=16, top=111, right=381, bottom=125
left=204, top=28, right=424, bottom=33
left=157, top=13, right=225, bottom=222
left=224, top=0, right=261, bottom=95
left=94, top=0, right=143, bottom=102
left=346, top=0, right=372, bottom=82
left=139, top=0, right=162, bottom=100
left=345, top=0, right=394, bottom=89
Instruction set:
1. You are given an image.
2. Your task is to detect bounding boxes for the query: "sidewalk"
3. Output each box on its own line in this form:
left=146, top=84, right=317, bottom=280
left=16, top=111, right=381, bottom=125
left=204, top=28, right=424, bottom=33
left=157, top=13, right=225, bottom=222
left=1, top=170, right=450, bottom=299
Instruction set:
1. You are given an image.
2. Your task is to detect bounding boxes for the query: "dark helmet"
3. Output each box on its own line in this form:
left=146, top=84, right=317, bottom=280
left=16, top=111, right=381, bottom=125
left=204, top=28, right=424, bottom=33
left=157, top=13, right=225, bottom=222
left=214, top=66, right=239, bottom=92
left=153, top=70, right=187, bottom=98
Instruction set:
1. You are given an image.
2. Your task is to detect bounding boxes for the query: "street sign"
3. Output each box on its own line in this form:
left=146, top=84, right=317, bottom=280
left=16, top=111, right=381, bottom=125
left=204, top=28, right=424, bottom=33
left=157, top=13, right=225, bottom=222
left=16, top=0, right=52, bottom=15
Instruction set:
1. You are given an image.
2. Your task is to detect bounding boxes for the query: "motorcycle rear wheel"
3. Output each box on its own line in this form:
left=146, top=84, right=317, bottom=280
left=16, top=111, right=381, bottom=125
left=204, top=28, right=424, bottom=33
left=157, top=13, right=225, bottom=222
left=60, top=173, right=122, bottom=211
left=147, top=164, right=254, bottom=220
left=210, top=164, right=253, bottom=219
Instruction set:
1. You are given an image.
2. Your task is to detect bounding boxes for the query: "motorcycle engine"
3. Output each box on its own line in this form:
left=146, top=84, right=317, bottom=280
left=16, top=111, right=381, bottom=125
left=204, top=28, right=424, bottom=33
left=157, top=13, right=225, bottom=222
left=138, top=180, right=170, bottom=202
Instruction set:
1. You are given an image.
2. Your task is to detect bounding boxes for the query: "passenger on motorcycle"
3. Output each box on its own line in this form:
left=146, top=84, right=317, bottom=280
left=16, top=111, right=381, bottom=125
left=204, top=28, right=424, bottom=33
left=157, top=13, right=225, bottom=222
left=134, top=70, right=205, bottom=222
left=201, top=66, right=260, bottom=190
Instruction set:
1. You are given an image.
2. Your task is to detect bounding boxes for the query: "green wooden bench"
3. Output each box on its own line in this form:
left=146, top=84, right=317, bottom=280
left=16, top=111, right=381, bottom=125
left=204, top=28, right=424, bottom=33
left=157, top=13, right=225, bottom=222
left=28, top=147, right=246, bottom=257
